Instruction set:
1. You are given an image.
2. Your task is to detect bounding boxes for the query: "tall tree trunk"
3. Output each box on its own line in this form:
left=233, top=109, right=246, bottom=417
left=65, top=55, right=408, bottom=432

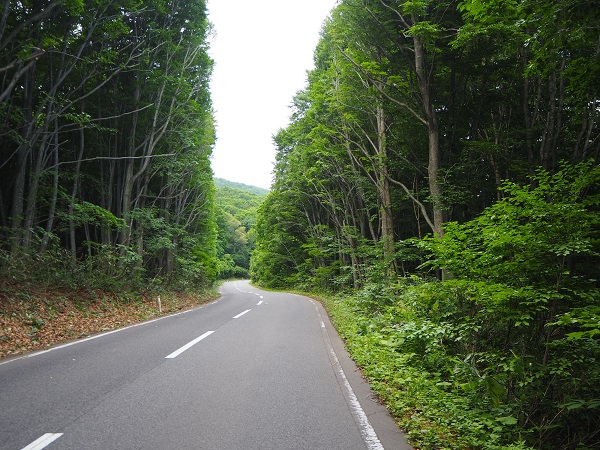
left=414, top=35, right=444, bottom=238
left=375, top=102, right=396, bottom=273
left=39, top=121, right=60, bottom=254
left=118, top=83, right=140, bottom=248
left=9, top=60, right=36, bottom=254
left=10, top=144, right=28, bottom=254
left=23, top=128, right=52, bottom=249
left=69, top=125, right=85, bottom=261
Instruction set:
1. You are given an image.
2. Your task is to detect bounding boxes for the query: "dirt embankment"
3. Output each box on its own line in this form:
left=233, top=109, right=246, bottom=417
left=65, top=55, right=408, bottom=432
left=0, top=279, right=217, bottom=359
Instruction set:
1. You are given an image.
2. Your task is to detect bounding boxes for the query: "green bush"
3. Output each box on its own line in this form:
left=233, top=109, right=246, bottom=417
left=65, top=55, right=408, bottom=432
left=416, top=161, right=600, bottom=449
left=318, top=162, right=599, bottom=449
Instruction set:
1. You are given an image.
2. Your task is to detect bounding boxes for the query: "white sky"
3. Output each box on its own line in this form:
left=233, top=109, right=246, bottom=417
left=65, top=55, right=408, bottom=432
left=207, top=0, right=338, bottom=189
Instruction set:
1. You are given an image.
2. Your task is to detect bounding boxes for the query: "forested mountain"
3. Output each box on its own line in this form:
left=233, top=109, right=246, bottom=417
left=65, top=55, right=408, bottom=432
left=252, top=1, right=600, bottom=448
left=214, top=178, right=267, bottom=279
left=214, top=178, right=269, bottom=197
left=0, top=0, right=216, bottom=289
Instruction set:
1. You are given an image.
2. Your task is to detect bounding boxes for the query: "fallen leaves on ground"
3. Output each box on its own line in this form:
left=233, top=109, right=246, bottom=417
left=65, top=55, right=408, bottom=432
left=0, top=279, right=217, bottom=359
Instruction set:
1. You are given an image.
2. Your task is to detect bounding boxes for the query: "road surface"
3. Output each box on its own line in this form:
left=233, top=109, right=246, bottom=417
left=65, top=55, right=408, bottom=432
left=0, top=280, right=411, bottom=449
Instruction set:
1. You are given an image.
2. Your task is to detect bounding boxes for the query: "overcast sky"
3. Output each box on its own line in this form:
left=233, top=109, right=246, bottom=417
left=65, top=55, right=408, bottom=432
left=207, top=0, right=338, bottom=189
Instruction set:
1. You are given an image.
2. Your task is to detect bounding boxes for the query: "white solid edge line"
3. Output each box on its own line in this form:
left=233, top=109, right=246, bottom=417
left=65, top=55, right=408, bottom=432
left=328, top=346, right=384, bottom=450
left=232, top=309, right=251, bottom=319
left=165, top=331, right=215, bottom=359
left=21, top=433, right=63, bottom=450
left=0, top=299, right=223, bottom=367
left=310, top=300, right=385, bottom=450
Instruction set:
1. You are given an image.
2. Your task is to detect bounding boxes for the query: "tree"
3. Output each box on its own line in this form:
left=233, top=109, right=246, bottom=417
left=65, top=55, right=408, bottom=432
left=0, top=0, right=217, bottom=290
left=421, top=161, right=600, bottom=447
left=214, top=179, right=267, bottom=279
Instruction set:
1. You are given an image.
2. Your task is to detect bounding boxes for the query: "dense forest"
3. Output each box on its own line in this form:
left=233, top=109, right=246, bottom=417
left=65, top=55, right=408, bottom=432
left=0, top=0, right=217, bottom=290
left=2, top=0, right=599, bottom=448
left=214, top=178, right=267, bottom=279
left=251, top=0, right=600, bottom=449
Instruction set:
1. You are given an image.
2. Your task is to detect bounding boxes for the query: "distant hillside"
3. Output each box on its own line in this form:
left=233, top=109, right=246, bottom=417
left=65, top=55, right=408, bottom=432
left=214, top=178, right=269, bottom=197
left=213, top=178, right=267, bottom=279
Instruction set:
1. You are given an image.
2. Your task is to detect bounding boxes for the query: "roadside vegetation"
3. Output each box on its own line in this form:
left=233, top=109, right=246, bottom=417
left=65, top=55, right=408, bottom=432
left=0, top=2, right=260, bottom=359
left=251, top=1, right=600, bottom=449
left=0, top=275, right=217, bottom=359
left=1, top=1, right=599, bottom=449
left=317, top=162, right=600, bottom=450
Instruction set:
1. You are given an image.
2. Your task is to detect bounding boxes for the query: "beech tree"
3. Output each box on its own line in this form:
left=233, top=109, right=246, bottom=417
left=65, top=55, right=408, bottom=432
left=252, top=0, right=600, bottom=446
left=0, top=0, right=217, bottom=289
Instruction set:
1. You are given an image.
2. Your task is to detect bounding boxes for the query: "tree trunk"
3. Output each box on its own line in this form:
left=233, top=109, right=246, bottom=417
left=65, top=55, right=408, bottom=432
left=375, top=102, right=396, bottom=273
left=414, top=35, right=444, bottom=238
left=118, top=83, right=140, bottom=248
left=69, top=125, right=85, bottom=261
left=9, top=60, right=36, bottom=254
left=39, top=122, right=60, bottom=254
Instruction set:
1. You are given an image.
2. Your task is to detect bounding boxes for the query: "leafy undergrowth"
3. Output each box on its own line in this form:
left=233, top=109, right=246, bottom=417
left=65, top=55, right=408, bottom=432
left=318, top=292, right=534, bottom=450
left=0, top=278, right=218, bottom=359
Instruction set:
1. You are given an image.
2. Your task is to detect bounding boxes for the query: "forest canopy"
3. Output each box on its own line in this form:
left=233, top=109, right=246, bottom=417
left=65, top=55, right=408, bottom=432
left=251, top=0, right=600, bottom=448
left=1, top=0, right=599, bottom=447
left=214, top=178, right=267, bottom=279
left=0, top=0, right=217, bottom=290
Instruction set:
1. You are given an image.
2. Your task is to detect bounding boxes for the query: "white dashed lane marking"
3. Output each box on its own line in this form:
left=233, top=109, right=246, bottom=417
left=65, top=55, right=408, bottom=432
left=21, top=433, right=63, bottom=450
left=233, top=309, right=251, bottom=319
left=165, top=331, right=215, bottom=359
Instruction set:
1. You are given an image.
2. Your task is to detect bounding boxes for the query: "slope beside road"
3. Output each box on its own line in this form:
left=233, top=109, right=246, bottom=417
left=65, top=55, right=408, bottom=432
left=0, top=280, right=411, bottom=450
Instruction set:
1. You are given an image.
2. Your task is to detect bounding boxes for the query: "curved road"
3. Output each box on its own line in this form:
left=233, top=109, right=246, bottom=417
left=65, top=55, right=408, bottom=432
left=0, top=281, right=411, bottom=449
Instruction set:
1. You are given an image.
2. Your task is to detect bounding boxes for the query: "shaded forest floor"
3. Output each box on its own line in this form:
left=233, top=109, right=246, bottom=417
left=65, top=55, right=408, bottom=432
left=0, top=278, right=218, bottom=359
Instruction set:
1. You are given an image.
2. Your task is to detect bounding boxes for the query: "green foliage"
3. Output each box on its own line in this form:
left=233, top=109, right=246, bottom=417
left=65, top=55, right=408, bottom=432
left=0, top=238, right=144, bottom=291
left=83, top=243, right=145, bottom=289
left=214, top=178, right=269, bottom=197
left=251, top=189, right=308, bottom=288
left=0, top=0, right=217, bottom=292
left=406, top=21, right=442, bottom=41
left=423, top=161, right=600, bottom=289
left=321, top=286, right=536, bottom=449
left=214, top=180, right=267, bottom=279
left=64, top=201, right=125, bottom=230
left=61, top=0, right=85, bottom=15
left=321, top=258, right=600, bottom=448
left=401, top=1, right=429, bottom=16
left=251, top=0, right=600, bottom=446
left=412, top=161, right=600, bottom=448
left=553, top=305, right=600, bottom=341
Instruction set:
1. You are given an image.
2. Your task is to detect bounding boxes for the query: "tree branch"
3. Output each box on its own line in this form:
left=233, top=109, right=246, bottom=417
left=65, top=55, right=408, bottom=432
left=336, top=45, right=428, bottom=126
left=44, top=154, right=177, bottom=171
left=387, top=176, right=436, bottom=233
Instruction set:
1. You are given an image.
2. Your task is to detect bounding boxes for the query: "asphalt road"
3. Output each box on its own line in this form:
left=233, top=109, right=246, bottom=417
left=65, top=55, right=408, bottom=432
left=0, top=280, right=411, bottom=450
